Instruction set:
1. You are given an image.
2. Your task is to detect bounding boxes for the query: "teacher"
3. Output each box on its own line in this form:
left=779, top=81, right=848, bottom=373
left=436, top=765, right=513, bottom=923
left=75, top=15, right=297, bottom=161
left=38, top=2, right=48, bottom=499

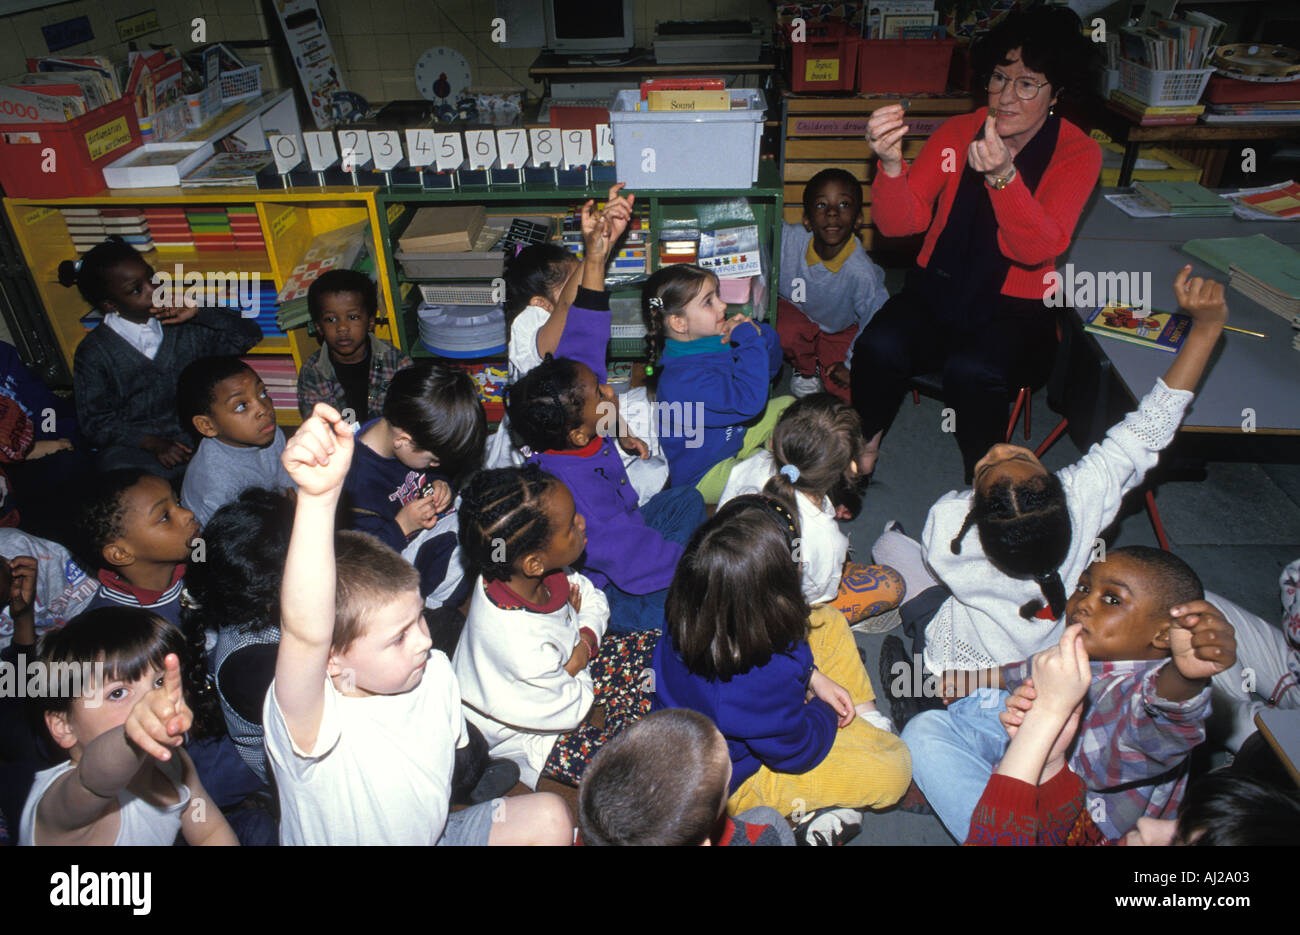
left=851, top=6, right=1102, bottom=481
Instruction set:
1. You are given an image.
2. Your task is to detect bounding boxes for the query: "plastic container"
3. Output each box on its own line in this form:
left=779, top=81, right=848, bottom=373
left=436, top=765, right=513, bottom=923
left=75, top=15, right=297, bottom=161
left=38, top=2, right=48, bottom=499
left=609, top=88, right=766, bottom=190
left=0, top=97, right=141, bottom=198
left=857, top=39, right=957, bottom=94
left=396, top=249, right=505, bottom=279
left=102, top=142, right=213, bottom=188
left=1117, top=61, right=1214, bottom=107
left=787, top=22, right=859, bottom=93
left=417, top=303, right=506, bottom=358
left=219, top=64, right=262, bottom=103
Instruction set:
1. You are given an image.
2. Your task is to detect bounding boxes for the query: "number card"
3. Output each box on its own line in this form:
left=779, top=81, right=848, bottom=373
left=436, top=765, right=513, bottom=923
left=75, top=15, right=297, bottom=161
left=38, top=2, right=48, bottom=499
left=595, top=123, right=614, bottom=162
left=561, top=128, right=593, bottom=168
left=406, top=129, right=436, bottom=168
left=304, top=131, right=339, bottom=171
left=337, top=129, right=372, bottom=171
left=368, top=130, right=403, bottom=171
left=496, top=128, right=529, bottom=169
left=433, top=131, right=463, bottom=171
left=528, top=127, right=560, bottom=167
left=268, top=134, right=304, bottom=174
left=465, top=129, right=497, bottom=170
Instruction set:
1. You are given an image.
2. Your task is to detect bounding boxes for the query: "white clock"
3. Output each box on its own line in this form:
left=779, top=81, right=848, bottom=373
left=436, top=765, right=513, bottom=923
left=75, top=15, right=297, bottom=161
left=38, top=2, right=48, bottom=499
left=414, top=46, right=473, bottom=103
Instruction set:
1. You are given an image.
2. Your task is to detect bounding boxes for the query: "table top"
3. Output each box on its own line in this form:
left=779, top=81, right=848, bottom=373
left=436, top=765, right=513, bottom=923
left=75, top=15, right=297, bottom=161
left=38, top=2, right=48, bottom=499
left=1255, top=708, right=1300, bottom=786
left=1062, top=189, right=1300, bottom=434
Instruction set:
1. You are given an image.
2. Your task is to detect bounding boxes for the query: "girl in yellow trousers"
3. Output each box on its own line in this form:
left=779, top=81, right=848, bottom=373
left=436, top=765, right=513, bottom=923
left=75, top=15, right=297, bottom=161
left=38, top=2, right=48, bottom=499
left=649, top=495, right=911, bottom=844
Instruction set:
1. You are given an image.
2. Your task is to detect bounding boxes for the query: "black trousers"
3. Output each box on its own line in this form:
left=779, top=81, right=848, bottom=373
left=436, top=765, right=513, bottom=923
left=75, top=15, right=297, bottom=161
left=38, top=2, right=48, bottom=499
left=850, top=275, right=1057, bottom=479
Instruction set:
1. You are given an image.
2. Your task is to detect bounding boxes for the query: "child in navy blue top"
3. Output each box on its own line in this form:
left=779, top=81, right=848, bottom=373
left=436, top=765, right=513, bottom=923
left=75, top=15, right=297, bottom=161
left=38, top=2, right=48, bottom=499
left=344, top=360, right=486, bottom=609
left=651, top=495, right=911, bottom=829
left=508, top=357, right=704, bottom=632
left=644, top=265, right=790, bottom=504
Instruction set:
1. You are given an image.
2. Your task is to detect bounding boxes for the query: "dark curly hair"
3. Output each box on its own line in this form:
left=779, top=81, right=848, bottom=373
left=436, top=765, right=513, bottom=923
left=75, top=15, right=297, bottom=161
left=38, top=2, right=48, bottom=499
left=75, top=468, right=155, bottom=570
left=802, top=168, right=863, bottom=217
left=56, top=237, right=145, bottom=310
left=641, top=264, right=716, bottom=369
left=972, top=4, right=1100, bottom=103
left=503, top=243, right=574, bottom=325
left=505, top=356, right=588, bottom=453
left=458, top=465, right=558, bottom=582
left=951, top=471, right=1072, bottom=620
left=307, top=268, right=378, bottom=323
left=176, top=355, right=256, bottom=438
left=382, top=359, right=487, bottom=483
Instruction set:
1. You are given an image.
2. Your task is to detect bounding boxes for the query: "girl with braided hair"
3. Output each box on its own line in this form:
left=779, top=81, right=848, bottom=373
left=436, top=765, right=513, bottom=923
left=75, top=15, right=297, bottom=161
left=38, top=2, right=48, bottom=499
left=452, top=465, right=655, bottom=788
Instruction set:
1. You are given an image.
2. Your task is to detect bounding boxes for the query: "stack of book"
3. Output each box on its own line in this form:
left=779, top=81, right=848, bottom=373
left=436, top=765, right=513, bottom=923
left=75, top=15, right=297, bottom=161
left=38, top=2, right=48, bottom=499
left=1203, top=100, right=1300, bottom=125
left=659, top=228, right=700, bottom=265
left=1182, top=233, right=1300, bottom=324
left=1237, top=181, right=1300, bottom=219
left=1133, top=181, right=1232, bottom=217
left=1110, top=90, right=1203, bottom=126
left=227, top=205, right=266, bottom=251
left=2, top=55, right=122, bottom=121
left=559, top=202, right=650, bottom=278
left=186, top=207, right=235, bottom=252
left=143, top=207, right=194, bottom=252
left=251, top=278, right=284, bottom=338
left=241, top=356, right=297, bottom=413
left=61, top=208, right=154, bottom=254
left=1118, top=9, right=1223, bottom=71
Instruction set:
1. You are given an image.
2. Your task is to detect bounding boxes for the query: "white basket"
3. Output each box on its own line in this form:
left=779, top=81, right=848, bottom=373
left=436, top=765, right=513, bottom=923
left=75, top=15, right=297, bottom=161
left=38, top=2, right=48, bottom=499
left=1117, top=60, right=1213, bottom=107
left=417, top=282, right=499, bottom=305
left=219, top=64, right=263, bottom=103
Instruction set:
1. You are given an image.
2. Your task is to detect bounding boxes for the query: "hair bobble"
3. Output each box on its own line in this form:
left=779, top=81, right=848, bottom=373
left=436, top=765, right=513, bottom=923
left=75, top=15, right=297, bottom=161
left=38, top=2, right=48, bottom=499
left=779, top=464, right=800, bottom=484
left=73, top=258, right=83, bottom=273
left=648, top=297, right=663, bottom=309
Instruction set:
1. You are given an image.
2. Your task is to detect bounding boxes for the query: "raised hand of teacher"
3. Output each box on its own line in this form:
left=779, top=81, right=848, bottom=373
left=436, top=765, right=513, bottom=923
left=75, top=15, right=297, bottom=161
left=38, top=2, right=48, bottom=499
left=967, top=111, right=1015, bottom=181
left=866, top=104, right=908, bottom=175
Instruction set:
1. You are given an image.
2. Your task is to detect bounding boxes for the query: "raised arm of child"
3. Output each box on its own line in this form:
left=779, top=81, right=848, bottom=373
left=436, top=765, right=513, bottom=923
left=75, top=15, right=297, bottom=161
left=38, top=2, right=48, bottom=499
left=274, top=403, right=355, bottom=753
left=1162, top=267, right=1228, bottom=393
left=995, top=624, right=1091, bottom=786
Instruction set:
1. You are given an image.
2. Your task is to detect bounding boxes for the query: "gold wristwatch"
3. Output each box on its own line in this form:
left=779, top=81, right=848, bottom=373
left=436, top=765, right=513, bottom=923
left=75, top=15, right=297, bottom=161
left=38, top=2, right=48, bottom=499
left=988, top=166, right=1017, bottom=189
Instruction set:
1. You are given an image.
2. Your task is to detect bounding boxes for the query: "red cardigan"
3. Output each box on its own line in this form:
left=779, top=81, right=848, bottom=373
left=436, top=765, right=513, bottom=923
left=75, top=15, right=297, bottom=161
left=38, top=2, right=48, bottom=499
left=871, top=107, right=1102, bottom=301
left=964, top=768, right=1115, bottom=846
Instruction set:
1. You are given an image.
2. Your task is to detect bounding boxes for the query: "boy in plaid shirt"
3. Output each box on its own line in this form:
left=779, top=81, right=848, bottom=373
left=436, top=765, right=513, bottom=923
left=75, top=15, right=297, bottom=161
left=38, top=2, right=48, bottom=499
left=906, top=546, right=1235, bottom=841
left=296, top=270, right=411, bottom=423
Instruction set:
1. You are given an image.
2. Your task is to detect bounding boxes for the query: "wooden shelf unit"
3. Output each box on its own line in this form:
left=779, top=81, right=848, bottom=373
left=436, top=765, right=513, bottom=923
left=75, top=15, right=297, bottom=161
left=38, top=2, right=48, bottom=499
left=780, top=93, right=975, bottom=245
left=3, top=187, right=402, bottom=427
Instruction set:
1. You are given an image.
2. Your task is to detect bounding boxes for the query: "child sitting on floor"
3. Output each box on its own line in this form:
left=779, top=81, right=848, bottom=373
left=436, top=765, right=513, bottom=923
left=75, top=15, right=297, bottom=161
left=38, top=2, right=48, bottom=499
left=908, top=546, right=1236, bottom=841
left=777, top=169, right=889, bottom=402
left=266, top=404, right=571, bottom=845
left=178, top=356, right=295, bottom=526
left=507, top=357, right=705, bottom=632
left=63, top=239, right=263, bottom=478
left=76, top=470, right=200, bottom=628
left=876, top=267, right=1229, bottom=727
left=719, top=393, right=904, bottom=626
left=296, top=269, right=412, bottom=423
left=453, top=465, right=656, bottom=787
left=651, top=495, right=911, bottom=845
left=21, top=608, right=237, bottom=845
left=644, top=264, right=790, bottom=504
left=578, top=708, right=793, bottom=846
left=345, top=359, right=485, bottom=609
left=967, top=623, right=1300, bottom=846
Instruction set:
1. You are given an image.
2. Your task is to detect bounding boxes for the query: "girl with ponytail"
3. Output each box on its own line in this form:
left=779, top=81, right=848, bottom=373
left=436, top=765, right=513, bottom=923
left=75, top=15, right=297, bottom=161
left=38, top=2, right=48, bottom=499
left=719, top=393, right=905, bottom=625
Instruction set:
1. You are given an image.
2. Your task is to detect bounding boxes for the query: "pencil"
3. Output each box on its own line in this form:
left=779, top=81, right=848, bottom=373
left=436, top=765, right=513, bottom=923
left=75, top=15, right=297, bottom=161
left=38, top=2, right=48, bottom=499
left=1223, top=325, right=1268, bottom=338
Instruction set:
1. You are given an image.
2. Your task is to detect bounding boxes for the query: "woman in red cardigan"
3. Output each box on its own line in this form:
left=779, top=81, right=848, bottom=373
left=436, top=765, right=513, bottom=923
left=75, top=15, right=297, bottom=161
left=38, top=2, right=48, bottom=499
left=852, top=7, right=1102, bottom=480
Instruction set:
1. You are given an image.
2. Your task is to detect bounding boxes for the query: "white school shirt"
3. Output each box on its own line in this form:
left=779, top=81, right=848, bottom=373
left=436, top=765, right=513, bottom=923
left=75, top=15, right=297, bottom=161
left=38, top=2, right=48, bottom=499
left=21, top=756, right=189, bottom=846
left=103, top=312, right=164, bottom=361
left=921, top=378, right=1193, bottom=674
left=263, top=650, right=468, bottom=846
left=719, top=449, right=849, bottom=605
left=453, top=571, right=610, bottom=788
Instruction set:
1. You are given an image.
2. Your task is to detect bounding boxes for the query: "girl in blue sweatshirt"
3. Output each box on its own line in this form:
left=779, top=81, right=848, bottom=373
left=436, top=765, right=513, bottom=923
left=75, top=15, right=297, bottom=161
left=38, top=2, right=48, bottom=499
left=508, top=356, right=705, bottom=632
left=644, top=265, right=791, bottom=503
left=650, top=495, right=912, bottom=829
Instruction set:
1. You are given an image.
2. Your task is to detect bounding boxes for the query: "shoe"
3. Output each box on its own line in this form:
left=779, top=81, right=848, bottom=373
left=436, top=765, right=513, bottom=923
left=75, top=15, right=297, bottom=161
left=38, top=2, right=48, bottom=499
left=469, top=757, right=521, bottom=803
left=794, top=807, right=864, bottom=846
left=850, top=606, right=902, bottom=635
left=790, top=372, right=823, bottom=397
left=896, top=780, right=934, bottom=816
left=878, top=634, right=922, bottom=731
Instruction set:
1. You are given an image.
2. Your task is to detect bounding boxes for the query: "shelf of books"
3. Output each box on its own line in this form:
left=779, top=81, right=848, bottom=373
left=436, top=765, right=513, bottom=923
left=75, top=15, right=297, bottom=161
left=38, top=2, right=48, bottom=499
left=374, top=161, right=783, bottom=413
left=3, top=187, right=398, bottom=427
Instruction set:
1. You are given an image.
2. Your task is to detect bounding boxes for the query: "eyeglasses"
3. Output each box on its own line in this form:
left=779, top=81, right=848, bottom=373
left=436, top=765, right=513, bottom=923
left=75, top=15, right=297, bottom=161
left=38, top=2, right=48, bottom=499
left=987, top=71, right=1052, bottom=100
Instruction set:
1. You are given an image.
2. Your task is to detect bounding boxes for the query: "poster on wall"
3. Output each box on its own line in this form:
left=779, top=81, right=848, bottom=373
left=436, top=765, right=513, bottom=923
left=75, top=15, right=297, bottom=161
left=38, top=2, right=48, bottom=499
left=272, top=0, right=346, bottom=129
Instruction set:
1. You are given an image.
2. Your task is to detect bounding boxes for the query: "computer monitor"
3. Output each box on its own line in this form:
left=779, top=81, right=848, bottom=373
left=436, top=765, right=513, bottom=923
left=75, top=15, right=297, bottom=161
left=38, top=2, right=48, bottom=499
left=543, top=0, right=635, bottom=54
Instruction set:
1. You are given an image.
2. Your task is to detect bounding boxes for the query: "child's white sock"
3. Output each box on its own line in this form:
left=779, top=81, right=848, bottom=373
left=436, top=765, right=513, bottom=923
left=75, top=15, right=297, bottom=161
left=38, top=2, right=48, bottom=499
left=856, top=700, right=895, bottom=734
left=871, top=522, right=938, bottom=600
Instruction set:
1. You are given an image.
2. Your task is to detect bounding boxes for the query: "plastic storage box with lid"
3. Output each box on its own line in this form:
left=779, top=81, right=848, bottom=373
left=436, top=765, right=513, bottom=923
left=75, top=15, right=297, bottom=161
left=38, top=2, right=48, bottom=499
left=609, top=88, right=766, bottom=190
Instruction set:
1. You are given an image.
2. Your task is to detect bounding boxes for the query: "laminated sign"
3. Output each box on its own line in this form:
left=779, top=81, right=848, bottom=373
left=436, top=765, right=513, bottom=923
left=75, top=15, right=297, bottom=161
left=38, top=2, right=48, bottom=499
left=85, top=116, right=132, bottom=160
left=806, top=59, right=840, bottom=82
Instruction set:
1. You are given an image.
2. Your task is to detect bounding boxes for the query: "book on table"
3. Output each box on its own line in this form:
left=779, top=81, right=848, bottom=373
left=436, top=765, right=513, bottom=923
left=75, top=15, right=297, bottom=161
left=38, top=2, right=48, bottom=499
left=1133, top=181, right=1233, bottom=216
left=1084, top=304, right=1192, bottom=353
left=1181, top=234, right=1300, bottom=320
